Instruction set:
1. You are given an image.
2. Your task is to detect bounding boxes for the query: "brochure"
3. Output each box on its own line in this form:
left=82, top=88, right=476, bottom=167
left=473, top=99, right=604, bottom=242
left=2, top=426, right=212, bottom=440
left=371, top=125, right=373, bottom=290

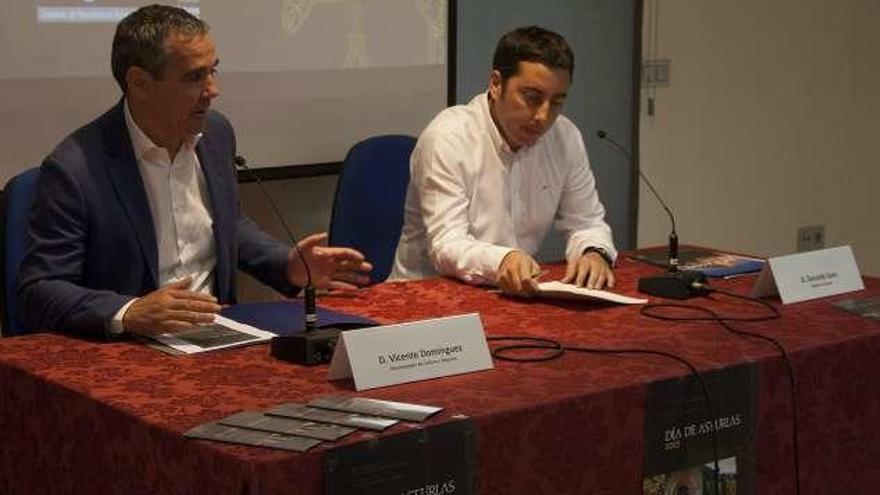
left=832, top=296, right=880, bottom=320
left=631, top=247, right=765, bottom=278
left=218, top=411, right=356, bottom=441
left=184, top=422, right=321, bottom=452
left=308, top=396, right=443, bottom=422
left=266, top=402, right=399, bottom=431
left=148, top=315, right=274, bottom=355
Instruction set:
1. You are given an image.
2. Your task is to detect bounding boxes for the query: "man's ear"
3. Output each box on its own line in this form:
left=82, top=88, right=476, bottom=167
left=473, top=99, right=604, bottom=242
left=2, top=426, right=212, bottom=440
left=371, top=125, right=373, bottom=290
left=488, top=69, right=503, bottom=100
left=125, top=66, right=152, bottom=100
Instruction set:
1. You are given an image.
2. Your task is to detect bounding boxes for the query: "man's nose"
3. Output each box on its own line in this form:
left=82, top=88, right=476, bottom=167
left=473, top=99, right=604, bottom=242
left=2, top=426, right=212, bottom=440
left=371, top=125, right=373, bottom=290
left=534, top=100, right=552, bottom=124
left=204, top=73, right=220, bottom=100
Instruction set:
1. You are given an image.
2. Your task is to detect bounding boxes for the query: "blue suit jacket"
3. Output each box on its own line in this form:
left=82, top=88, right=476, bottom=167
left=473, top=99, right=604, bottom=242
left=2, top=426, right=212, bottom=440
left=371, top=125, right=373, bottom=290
left=16, top=102, right=297, bottom=336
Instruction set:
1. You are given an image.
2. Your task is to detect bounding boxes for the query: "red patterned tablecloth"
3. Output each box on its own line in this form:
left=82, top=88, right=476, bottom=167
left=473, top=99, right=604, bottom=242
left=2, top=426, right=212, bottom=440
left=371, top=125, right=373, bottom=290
left=2, top=256, right=879, bottom=494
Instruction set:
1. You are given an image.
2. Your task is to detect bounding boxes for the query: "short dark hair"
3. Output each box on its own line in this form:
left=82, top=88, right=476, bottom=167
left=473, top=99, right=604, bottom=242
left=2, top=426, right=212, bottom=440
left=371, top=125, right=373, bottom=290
left=111, top=4, right=209, bottom=93
left=492, top=26, right=574, bottom=83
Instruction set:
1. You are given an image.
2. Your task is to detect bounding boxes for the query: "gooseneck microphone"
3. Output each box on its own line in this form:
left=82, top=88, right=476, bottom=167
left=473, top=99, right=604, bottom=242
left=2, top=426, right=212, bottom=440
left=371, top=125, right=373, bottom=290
left=234, top=155, right=318, bottom=331
left=236, top=155, right=346, bottom=365
left=595, top=131, right=708, bottom=299
left=596, top=130, right=680, bottom=270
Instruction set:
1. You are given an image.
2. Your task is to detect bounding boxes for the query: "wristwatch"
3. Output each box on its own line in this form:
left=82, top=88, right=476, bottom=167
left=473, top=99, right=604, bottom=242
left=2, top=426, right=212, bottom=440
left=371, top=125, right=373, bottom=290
left=583, top=246, right=613, bottom=266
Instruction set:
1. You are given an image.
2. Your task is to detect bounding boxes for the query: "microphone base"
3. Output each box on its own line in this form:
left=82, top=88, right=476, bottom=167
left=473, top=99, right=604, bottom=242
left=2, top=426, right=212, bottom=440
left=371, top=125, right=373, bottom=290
left=270, top=327, right=342, bottom=366
left=638, top=270, right=709, bottom=299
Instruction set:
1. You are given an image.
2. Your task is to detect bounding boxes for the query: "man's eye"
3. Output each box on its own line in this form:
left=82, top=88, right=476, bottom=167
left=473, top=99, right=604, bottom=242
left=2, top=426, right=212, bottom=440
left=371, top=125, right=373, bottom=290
left=522, top=90, right=542, bottom=104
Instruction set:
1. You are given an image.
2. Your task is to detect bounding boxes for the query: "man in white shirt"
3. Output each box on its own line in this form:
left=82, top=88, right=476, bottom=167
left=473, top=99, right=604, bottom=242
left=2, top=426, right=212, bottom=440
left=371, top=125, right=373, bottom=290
left=16, top=5, right=371, bottom=336
left=391, top=26, right=616, bottom=297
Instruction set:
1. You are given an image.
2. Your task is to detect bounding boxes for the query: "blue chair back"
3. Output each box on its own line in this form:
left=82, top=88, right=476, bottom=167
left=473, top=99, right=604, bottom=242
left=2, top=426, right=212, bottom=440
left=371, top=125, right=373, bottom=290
left=1, top=167, right=39, bottom=336
left=329, top=135, right=416, bottom=284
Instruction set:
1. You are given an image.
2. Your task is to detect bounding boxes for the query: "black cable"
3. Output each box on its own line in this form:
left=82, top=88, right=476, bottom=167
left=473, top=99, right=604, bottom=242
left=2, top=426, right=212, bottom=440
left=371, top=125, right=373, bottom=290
left=640, top=289, right=801, bottom=495
left=488, top=336, right=564, bottom=362
left=486, top=335, right=722, bottom=492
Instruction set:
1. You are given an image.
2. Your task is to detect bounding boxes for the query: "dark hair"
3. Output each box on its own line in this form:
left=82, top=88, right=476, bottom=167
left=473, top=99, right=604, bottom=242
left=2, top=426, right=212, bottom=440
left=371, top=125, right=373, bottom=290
left=111, top=4, right=209, bottom=93
left=492, top=26, right=574, bottom=82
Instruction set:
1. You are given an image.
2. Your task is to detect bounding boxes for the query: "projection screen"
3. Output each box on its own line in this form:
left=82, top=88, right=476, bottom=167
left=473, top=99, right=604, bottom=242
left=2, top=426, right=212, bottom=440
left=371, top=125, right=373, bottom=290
left=0, top=0, right=449, bottom=181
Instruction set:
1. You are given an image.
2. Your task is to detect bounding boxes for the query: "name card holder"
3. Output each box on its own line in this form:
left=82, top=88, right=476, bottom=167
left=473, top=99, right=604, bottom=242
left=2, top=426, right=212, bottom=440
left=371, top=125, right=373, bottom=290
left=750, top=245, right=864, bottom=304
left=327, top=313, right=494, bottom=391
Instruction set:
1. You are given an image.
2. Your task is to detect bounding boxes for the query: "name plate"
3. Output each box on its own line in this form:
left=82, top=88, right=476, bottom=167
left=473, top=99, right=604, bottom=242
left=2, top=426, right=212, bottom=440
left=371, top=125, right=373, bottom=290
left=327, top=313, right=494, bottom=391
left=750, top=245, right=864, bottom=304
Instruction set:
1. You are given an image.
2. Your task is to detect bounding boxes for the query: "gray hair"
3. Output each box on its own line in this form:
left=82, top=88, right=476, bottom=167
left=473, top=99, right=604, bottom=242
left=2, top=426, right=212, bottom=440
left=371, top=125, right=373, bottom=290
left=111, top=4, right=209, bottom=93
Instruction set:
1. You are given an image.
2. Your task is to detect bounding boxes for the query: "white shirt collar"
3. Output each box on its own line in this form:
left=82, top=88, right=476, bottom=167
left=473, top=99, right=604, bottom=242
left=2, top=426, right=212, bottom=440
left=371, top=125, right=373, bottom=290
left=479, top=92, right=516, bottom=157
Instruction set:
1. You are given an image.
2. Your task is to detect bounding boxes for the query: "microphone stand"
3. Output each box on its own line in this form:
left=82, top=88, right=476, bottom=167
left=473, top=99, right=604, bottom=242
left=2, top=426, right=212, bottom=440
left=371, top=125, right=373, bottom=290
left=596, top=131, right=708, bottom=299
left=235, top=156, right=342, bottom=364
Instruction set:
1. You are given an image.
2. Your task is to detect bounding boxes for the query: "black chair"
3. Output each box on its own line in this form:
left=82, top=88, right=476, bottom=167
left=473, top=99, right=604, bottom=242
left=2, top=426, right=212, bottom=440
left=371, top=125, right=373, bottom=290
left=329, top=135, right=416, bottom=284
left=1, top=167, right=39, bottom=336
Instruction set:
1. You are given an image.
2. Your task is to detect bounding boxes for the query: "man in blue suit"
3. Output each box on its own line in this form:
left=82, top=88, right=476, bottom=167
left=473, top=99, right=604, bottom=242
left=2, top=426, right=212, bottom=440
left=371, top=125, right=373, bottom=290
left=16, top=5, right=371, bottom=337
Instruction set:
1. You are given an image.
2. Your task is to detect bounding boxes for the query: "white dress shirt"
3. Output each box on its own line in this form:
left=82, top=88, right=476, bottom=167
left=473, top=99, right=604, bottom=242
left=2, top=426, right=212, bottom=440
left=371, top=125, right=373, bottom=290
left=111, top=102, right=217, bottom=332
left=390, top=93, right=616, bottom=285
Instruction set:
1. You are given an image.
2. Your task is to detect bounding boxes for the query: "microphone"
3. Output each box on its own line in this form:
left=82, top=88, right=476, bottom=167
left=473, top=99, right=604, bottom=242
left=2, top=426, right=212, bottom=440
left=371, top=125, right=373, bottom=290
left=595, top=131, right=708, bottom=299
left=234, top=155, right=341, bottom=364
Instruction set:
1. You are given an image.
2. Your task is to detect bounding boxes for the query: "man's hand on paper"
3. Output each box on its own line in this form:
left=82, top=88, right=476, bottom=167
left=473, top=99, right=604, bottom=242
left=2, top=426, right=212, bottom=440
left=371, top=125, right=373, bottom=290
left=497, top=250, right=543, bottom=298
left=123, top=278, right=221, bottom=336
left=561, top=251, right=615, bottom=290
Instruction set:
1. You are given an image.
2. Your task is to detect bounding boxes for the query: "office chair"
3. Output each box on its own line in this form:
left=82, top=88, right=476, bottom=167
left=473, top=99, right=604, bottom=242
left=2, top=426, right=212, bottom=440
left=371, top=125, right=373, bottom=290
left=329, top=135, right=416, bottom=284
left=1, top=167, right=39, bottom=336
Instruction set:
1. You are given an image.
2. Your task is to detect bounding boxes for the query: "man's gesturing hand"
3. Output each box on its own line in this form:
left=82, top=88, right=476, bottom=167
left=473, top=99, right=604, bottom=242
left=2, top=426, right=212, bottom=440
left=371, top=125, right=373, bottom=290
left=287, top=232, right=373, bottom=290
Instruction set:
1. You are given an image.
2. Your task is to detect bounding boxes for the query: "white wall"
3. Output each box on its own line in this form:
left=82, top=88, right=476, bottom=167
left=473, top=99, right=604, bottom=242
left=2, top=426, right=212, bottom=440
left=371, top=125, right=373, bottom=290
left=639, top=0, right=880, bottom=275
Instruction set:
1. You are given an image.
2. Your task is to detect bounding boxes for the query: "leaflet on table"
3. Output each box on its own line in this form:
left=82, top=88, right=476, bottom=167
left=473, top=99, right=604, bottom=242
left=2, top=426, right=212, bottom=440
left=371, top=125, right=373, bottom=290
left=832, top=296, right=880, bottom=320
left=184, top=396, right=441, bottom=452
left=266, top=402, right=399, bottom=431
left=149, top=315, right=274, bottom=355
left=218, top=411, right=356, bottom=441
left=631, top=247, right=765, bottom=278
left=308, top=396, right=443, bottom=422
left=184, top=422, right=321, bottom=452
left=537, top=281, right=648, bottom=304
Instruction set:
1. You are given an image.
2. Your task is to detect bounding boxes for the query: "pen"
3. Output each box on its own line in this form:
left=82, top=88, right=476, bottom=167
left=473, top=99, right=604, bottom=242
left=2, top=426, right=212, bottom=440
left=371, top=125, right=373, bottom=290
left=531, top=269, right=549, bottom=280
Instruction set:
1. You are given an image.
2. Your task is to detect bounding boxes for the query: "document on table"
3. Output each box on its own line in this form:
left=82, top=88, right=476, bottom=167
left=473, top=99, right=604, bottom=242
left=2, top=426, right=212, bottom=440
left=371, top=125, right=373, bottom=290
left=536, top=281, right=648, bottom=305
left=148, top=315, right=275, bottom=355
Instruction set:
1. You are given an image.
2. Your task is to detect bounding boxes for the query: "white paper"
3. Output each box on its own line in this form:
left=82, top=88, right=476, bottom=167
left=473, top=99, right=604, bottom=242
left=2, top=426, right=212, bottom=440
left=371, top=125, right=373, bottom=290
left=537, top=281, right=648, bottom=304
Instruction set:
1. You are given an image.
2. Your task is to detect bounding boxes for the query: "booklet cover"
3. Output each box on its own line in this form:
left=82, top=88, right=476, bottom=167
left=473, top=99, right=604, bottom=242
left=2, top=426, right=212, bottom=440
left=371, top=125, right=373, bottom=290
left=631, top=247, right=765, bottom=278
left=218, top=411, right=356, bottom=441
left=266, top=403, right=399, bottom=431
left=308, top=396, right=443, bottom=422
left=146, top=315, right=275, bottom=355
left=184, top=422, right=321, bottom=452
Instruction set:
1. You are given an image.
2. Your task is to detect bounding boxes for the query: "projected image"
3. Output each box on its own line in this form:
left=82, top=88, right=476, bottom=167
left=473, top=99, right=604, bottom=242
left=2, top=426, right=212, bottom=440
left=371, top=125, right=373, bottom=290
left=280, top=0, right=445, bottom=67
left=0, top=0, right=448, bottom=173
left=10, top=0, right=445, bottom=77
left=36, top=0, right=199, bottom=24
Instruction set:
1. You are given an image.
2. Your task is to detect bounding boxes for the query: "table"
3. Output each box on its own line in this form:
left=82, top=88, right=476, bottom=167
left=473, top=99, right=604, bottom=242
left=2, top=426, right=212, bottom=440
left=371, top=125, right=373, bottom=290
left=1, top=257, right=879, bottom=494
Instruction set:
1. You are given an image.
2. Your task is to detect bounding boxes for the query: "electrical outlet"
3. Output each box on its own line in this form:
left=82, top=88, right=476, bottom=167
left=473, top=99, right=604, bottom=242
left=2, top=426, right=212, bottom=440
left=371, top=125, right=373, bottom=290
left=643, top=59, right=670, bottom=87
left=797, top=225, right=825, bottom=252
